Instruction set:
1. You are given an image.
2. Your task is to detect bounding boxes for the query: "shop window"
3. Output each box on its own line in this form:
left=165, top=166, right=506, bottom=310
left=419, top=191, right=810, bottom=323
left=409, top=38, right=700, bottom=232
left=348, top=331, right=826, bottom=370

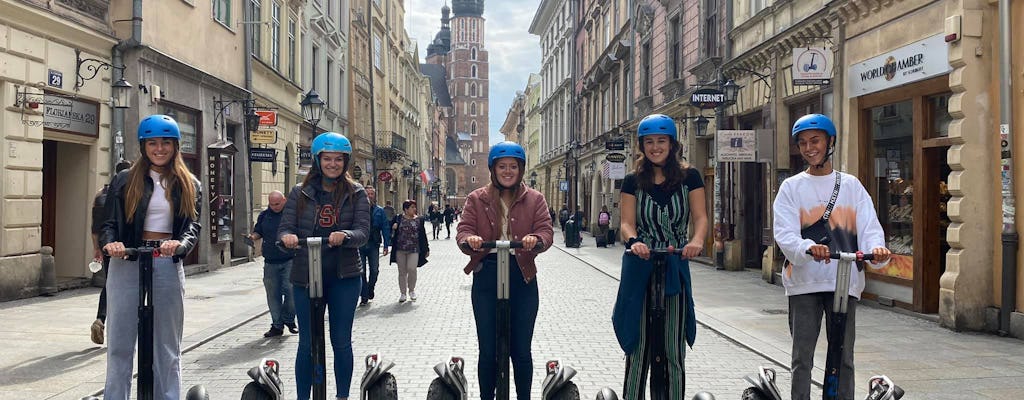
left=162, top=105, right=199, bottom=156
left=870, top=100, right=914, bottom=279
left=928, top=93, right=953, bottom=138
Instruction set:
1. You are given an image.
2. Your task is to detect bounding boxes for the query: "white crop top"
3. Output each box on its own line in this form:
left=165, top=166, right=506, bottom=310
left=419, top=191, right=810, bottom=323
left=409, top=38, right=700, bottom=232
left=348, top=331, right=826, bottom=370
left=144, top=170, right=173, bottom=233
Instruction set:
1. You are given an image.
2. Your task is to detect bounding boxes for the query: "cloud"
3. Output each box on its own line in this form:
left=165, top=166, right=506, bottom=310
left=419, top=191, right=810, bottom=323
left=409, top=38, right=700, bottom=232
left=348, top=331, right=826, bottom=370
left=406, top=0, right=542, bottom=145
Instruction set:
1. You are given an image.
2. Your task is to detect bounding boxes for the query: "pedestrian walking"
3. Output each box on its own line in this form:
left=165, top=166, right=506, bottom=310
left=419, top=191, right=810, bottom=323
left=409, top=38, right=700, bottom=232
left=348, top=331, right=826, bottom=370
left=359, top=186, right=391, bottom=306
left=388, top=199, right=429, bottom=302
left=278, top=132, right=370, bottom=400
left=428, top=203, right=443, bottom=240
left=443, top=204, right=455, bottom=239
left=558, top=205, right=570, bottom=231
left=250, top=190, right=298, bottom=337
left=457, top=141, right=554, bottom=400
left=612, top=114, right=708, bottom=400
left=596, top=205, right=611, bottom=246
left=99, top=115, right=202, bottom=400
left=773, top=114, right=891, bottom=400
left=383, top=200, right=396, bottom=222
left=89, top=159, right=132, bottom=345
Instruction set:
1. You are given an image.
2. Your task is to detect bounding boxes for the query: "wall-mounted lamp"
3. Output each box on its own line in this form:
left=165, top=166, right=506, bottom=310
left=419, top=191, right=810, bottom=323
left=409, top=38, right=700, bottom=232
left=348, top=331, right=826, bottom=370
left=75, top=49, right=131, bottom=109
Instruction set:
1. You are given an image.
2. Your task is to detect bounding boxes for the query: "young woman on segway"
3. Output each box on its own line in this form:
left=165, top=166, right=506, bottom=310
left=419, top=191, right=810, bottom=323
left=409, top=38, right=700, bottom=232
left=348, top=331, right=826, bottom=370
left=279, top=132, right=371, bottom=400
left=99, top=114, right=202, bottom=400
left=612, top=114, right=708, bottom=400
left=456, top=141, right=554, bottom=400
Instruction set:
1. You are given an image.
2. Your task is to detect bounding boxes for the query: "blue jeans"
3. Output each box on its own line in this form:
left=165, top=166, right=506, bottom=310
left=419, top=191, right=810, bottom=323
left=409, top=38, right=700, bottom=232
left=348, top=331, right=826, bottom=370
left=263, top=260, right=295, bottom=328
left=293, top=272, right=362, bottom=399
left=359, top=246, right=380, bottom=300
left=471, top=256, right=539, bottom=400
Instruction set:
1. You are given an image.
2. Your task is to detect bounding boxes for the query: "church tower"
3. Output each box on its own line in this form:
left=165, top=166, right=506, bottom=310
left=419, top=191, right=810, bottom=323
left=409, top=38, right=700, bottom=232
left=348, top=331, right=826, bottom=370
left=426, top=1, right=489, bottom=197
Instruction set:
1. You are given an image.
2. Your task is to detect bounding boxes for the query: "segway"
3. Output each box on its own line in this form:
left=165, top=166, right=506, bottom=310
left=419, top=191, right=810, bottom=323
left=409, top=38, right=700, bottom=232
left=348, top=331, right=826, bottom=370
left=284, top=237, right=397, bottom=400
left=428, top=240, right=580, bottom=400
left=596, top=246, right=681, bottom=400
left=241, top=358, right=285, bottom=400
left=741, top=251, right=905, bottom=400
left=83, top=242, right=208, bottom=400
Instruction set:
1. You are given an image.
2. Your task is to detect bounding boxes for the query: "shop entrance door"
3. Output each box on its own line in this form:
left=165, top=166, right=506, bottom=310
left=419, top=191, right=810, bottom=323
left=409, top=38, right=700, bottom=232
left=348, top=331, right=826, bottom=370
left=919, top=146, right=950, bottom=313
left=741, top=162, right=766, bottom=269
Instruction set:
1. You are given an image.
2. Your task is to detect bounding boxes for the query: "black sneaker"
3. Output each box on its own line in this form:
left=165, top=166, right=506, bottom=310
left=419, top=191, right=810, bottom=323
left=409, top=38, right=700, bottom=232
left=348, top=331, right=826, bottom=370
left=264, top=327, right=284, bottom=337
left=284, top=323, right=298, bottom=334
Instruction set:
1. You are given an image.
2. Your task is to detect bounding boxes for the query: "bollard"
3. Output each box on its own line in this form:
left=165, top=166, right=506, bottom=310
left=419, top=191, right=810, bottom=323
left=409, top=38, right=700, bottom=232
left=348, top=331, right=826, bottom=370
left=39, top=246, right=57, bottom=296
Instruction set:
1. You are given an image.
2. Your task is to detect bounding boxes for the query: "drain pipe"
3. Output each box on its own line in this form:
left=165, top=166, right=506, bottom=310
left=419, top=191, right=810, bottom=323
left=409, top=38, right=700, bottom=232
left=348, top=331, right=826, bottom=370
left=998, top=0, right=1017, bottom=337
left=110, top=0, right=143, bottom=171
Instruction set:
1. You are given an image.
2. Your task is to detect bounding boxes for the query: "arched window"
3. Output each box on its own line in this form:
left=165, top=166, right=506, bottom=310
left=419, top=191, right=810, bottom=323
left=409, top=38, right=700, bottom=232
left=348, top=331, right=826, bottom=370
left=471, top=121, right=477, bottom=135
left=470, top=83, right=477, bottom=97
left=471, top=65, right=477, bottom=78
left=471, top=176, right=478, bottom=183
left=470, top=102, right=477, bottom=115
left=470, top=159, right=477, bottom=167
left=471, top=47, right=477, bottom=60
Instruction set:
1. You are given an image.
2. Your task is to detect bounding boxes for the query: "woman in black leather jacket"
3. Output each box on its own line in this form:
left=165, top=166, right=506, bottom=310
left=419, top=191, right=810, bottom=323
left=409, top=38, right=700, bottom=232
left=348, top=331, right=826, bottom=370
left=99, top=115, right=201, bottom=400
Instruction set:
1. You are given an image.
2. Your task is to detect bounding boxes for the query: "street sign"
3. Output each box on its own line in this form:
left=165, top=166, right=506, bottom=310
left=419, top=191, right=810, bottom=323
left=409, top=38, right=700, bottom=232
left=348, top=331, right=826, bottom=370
left=559, top=180, right=569, bottom=192
left=605, top=152, right=627, bottom=163
left=716, top=130, right=757, bottom=162
left=605, top=138, right=626, bottom=151
left=690, top=88, right=726, bottom=109
left=48, top=70, right=63, bottom=88
left=255, top=110, right=278, bottom=126
left=299, top=147, right=312, bottom=165
left=250, top=129, right=278, bottom=144
left=378, top=171, right=393, bottom=182
left=249, top=148, right=276, bottom=163
left=792, top=47, right=832, bottom=85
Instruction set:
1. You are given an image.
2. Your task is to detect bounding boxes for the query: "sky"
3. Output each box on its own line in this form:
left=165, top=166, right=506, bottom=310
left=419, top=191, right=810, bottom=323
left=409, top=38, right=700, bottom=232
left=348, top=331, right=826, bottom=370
left=406, top=0, right=543, bottom=146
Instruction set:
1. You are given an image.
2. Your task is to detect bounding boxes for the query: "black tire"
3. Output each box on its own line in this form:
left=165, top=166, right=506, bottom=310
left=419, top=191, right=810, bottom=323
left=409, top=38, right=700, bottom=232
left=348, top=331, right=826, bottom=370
left=426, top=377, right=459, bottom=400
left=240, top=381, right=274, bottom=400
left=366, top=372, right=398, bottom=400
left=184, top=384, right=210, bottom=400
left=742, top=387, right=770, bottom=400
left=549, top=381, right=581, bottom=400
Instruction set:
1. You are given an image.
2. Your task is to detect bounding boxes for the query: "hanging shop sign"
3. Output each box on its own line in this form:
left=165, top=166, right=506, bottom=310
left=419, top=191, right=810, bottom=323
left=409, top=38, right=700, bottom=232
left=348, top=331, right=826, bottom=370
left=605, top=152, right=627, bottom=163
left=249, top=148, right=276, bottom=163
left=250, top=129, right=278, bottom=144
left=299, top=147, right=312, bottom=165
left=378, top=171, right=393, bottom=182
left=559, top=180, right=569, bottom=192
left=255, top=110, right=278, bottom=127
left=43, top=95, right=98, bottom=137
left=690, top=88, right=726, bottom=109
left=715, top=130, right=757, bottom=162
left=791, top=47, right=832, bottom=86
left=847, top=33, right=951, bottom=97
left=605, top=137, right=626, bottom=151
left=353, top=165, right=363, bottom=179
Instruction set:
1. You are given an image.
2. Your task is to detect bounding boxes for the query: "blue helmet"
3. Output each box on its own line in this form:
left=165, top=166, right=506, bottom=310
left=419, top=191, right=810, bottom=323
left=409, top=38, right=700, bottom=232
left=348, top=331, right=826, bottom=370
left=792, top=114, right=836, bottom=140
left=312, top=132, right=353, bottom=158
left=637, top=114, right=677, bottom=140
left=488, top=141, right=526, bottom=168
left=138, top=115, right=180, bottom=141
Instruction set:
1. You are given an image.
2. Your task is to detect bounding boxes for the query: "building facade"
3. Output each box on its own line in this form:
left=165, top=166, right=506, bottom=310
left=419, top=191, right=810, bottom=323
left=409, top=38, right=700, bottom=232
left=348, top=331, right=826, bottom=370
left=530, top=0, right=573, bottom=211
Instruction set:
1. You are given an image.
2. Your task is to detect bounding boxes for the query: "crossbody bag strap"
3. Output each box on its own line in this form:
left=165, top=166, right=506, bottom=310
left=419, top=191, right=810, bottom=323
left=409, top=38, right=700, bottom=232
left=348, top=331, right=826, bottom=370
left=822, top=172, right=842, bottom=221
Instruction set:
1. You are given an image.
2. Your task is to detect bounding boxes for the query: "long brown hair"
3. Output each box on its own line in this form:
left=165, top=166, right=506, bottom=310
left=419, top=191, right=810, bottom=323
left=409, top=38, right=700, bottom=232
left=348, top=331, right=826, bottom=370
left=124, top=140, right=198, bottom=222
left=297, top=153, right=356, bottom=217
left=633, top=137, right=691, bottom=192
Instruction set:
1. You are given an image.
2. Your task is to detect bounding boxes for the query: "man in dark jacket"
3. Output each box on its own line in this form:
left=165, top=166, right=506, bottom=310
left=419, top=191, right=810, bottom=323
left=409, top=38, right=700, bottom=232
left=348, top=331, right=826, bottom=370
left=360, top=187, right=391, bottom=305
left=251, top=191, right=298, bottom=337
left=88, top=160, right=131, bottom=345
left=443, top=204, right=455, bottom=239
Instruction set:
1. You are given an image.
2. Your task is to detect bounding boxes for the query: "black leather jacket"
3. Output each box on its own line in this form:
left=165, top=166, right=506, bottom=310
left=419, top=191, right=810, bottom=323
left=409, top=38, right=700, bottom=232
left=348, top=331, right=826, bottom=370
left=98, top=170, right=203, bottom=262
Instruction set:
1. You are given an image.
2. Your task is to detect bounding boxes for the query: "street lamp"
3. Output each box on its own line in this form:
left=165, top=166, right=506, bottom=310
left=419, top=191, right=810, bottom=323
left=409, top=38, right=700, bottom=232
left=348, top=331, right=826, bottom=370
left=111, top=77, right=132, bottom=109
left=300, top=89, right=325, bottom=130
left=529, top=171, right=538, bottom=188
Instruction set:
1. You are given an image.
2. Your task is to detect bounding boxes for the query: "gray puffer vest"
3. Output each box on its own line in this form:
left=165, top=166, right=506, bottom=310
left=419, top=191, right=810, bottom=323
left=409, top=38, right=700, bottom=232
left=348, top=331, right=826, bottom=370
left=278, top=180, right=370, bottom=285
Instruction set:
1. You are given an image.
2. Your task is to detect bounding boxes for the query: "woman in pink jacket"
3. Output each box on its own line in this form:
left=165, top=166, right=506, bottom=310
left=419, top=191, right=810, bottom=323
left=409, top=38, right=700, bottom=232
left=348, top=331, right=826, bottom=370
left=456, top=141, right=554, bottom=400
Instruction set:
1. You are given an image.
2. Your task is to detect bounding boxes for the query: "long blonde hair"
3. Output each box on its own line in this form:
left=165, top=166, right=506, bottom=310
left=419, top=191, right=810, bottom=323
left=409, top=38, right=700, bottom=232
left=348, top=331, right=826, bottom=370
left=124, top=141, right=198, bottom=222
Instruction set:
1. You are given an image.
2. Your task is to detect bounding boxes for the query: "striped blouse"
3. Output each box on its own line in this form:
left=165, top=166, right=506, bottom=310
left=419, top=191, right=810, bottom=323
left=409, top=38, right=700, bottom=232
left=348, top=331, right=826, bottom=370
left=621, top=169, right=704, bottom=249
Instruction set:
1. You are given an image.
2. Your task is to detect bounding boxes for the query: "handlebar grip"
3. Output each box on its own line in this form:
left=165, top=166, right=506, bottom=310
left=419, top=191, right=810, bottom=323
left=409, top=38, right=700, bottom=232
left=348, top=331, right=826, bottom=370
left=804, top=250, right=876, bottom=261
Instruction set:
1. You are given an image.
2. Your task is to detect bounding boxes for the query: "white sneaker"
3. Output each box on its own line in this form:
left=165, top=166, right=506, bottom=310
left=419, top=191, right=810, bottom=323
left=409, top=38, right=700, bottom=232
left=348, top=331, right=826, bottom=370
left=399, top=293, right=407, bottom=303
left=410, top=291, right=418, bottom=301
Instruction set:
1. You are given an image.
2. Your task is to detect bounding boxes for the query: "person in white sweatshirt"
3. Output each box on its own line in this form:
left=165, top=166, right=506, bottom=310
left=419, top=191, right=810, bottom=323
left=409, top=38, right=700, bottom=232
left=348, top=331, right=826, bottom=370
left=772, top=113, right=891, bottom=400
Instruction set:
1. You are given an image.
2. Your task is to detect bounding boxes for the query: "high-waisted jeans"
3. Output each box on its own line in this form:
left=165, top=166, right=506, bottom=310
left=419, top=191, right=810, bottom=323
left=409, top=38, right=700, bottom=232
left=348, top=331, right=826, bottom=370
left=293, top=271, right=361, bottom=399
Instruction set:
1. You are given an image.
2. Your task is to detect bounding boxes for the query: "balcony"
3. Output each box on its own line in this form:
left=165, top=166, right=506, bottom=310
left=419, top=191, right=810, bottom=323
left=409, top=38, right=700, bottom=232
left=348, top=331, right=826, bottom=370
left=374, top=130, right=408, bottom=164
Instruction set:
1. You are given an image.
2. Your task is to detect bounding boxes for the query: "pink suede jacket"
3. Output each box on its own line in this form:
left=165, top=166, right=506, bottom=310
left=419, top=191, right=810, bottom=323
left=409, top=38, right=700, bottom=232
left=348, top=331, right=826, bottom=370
left=455, top=184, right=554, bottom=282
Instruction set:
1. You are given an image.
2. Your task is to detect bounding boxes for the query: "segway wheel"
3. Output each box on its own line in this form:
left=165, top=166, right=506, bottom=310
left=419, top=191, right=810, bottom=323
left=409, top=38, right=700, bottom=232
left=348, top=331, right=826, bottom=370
left=549, top=381, right=581, bottom=400
left=241, top=381, right=274, bottom=400
left=741, top=387, right=770, bottom=400
left=426, top=378, right=459, bottom=400
left=184, top=384, right=210, bottom=400
left=366, top=372, right=398, bottom=400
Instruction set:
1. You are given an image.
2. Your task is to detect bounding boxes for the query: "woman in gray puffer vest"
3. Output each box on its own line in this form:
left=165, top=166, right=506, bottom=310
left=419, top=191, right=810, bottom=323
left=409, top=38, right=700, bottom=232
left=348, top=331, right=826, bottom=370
left=279, top=132, right=369, bottom=400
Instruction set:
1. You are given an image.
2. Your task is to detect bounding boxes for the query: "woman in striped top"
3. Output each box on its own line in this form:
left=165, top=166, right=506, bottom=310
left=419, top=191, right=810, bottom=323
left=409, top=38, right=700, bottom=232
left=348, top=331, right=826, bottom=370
left=612, top=113, right=708, bottom=399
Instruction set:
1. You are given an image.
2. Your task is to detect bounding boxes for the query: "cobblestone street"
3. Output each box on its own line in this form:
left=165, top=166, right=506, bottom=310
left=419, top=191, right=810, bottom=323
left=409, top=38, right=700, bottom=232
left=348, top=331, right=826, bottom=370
left=180, top=238, right=799, bottom=399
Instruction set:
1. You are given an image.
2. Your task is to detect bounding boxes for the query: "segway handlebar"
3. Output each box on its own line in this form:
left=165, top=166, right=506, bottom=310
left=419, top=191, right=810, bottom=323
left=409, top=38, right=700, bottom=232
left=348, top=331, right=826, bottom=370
left=460, top=240, right=545, bottom=252
left=805, top=250, right=876, bottom=261
left=276, top=236, right=330, bottom=248
left=625, top=246, right=685, bottom=256
left=103, top=243, right=187, bottom=257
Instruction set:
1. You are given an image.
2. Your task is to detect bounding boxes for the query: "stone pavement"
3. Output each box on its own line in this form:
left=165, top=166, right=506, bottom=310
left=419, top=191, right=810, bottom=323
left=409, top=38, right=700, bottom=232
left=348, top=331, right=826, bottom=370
left=561, top=230, right=1024, bottom=400
left=179, top=237, right=792, bottom=399
left=4, top=228, right=1024, bottom=399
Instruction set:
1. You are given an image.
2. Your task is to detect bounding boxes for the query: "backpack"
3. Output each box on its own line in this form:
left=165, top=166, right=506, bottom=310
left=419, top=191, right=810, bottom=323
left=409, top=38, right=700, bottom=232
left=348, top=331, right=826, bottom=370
left=559, top=209, right=570, bottom=222
left=598, top=212, right=610, bottom=226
